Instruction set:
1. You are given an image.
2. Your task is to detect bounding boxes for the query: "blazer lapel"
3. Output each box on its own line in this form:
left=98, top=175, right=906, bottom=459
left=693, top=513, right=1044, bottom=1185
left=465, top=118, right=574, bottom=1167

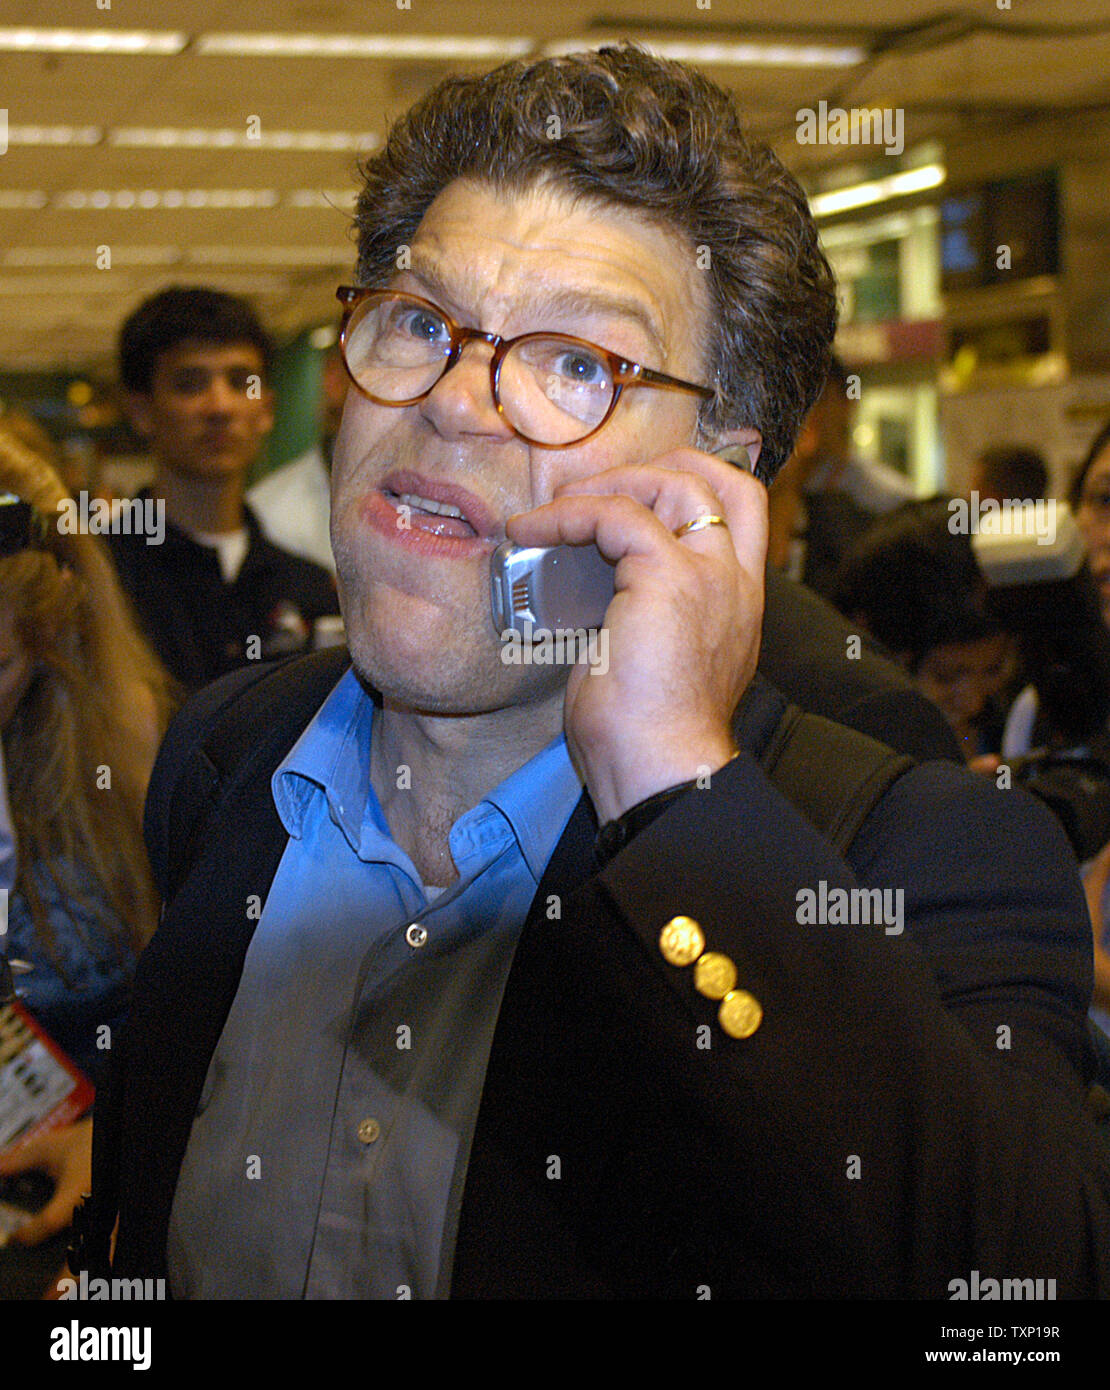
left=451, top=790, right=606, bottom=1296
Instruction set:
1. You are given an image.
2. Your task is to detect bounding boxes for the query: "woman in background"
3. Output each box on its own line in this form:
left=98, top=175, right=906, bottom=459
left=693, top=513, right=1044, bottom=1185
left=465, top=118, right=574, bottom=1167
left=0, top=420, right=176, bottom=1295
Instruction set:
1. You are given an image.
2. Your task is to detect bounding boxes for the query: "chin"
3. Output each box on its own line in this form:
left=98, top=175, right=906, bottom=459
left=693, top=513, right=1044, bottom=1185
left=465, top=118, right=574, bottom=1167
left=345, top=597, right=567, bottom=717
left=340, top=581, right=486, bottom=713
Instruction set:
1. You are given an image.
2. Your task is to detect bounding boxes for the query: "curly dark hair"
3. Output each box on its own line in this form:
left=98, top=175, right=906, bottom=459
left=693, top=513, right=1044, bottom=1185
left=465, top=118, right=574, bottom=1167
left=119, top=286, right=273, bottom=395
left=352, top=44, right=838, bottom=481
left=832, top=499, right=1002, bottom=669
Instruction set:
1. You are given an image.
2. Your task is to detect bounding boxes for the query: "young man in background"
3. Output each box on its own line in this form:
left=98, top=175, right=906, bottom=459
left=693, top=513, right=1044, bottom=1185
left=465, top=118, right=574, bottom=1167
left=110, top=287, right=340, bottom=691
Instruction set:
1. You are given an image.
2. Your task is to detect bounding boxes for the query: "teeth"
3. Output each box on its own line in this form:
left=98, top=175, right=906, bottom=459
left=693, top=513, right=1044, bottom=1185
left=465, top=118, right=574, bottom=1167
left=395, top=491, right=466, bottom=520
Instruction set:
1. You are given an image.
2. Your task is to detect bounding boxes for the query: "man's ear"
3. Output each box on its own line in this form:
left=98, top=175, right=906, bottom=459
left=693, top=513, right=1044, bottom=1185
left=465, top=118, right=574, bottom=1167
left=711, top=428, right=762, bottom=473
left=123, top=391, right=154, bottom=441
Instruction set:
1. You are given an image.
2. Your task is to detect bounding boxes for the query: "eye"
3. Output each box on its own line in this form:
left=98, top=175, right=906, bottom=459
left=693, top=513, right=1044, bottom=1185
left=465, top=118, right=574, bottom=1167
left=549, top=346, right=609, bottom=387
left=224, top=368, right=255, bottom=393
left=391, top=306, right=449, bottom=344
left=169, top=368, right=208, bottom=394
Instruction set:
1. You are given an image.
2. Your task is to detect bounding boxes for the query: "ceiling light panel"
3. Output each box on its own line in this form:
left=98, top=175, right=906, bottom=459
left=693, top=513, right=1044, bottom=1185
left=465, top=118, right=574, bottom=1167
left=111, top=127, right=379, bottom=152
left=195, top=33, right=533, bottom=60
left=2, top=247, right=181, bottom=267
left=0, top=28, right=186, bottom=54
left=542, top=37, right=864, bottom=67
left=0, top=191, right=49, bottom=209
left=5, top=125, right=102, bottom=145
left=52, top=189, right=282, bottom=209
left=809, top=164, right=946, bottom=218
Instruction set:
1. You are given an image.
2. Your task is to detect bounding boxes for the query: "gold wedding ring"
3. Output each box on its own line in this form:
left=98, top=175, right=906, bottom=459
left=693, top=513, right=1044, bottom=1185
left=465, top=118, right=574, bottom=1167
left=673, top=513, right=728, bottom=540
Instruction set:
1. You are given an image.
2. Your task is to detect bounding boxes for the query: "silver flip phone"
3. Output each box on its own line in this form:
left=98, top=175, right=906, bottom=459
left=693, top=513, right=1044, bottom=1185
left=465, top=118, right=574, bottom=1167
left=490, top=540, right=615, bottom=634
left=489, top=444, right=751, bottom=635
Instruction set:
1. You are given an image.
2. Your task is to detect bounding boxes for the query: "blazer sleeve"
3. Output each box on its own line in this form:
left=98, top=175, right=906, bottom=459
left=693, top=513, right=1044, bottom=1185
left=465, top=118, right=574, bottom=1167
left=577, top=751, right=1110, bottom=1296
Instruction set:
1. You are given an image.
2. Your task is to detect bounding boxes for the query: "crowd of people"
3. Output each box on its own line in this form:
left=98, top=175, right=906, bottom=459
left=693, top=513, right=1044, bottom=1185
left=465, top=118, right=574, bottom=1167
left=1, top=43, right=1108, bottom=1301
left=768, top=386, right=1110, bottom=1046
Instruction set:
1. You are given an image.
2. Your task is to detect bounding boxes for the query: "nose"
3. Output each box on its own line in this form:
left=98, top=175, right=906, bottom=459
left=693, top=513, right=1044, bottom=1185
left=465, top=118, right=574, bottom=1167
left=418, top=338, right=514, bottom=442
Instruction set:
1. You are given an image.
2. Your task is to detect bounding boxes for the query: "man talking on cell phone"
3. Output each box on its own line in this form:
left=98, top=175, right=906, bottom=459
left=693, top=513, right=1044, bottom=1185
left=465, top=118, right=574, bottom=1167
left=81, top=45, right=1109, bottom=1298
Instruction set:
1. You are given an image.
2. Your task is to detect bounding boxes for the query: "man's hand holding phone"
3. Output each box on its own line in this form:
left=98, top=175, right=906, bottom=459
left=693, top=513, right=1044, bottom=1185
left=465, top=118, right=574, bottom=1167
left=505, top=445, right=767, bottom=824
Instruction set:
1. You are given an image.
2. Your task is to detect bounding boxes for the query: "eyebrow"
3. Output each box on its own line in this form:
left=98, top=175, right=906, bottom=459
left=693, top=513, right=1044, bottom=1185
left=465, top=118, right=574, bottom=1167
left=403, top=252, right=668, bottom=360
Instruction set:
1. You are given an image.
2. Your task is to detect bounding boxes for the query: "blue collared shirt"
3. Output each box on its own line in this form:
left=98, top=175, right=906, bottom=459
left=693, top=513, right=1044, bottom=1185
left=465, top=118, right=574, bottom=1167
left=168, top=666, right=583, bottom=1299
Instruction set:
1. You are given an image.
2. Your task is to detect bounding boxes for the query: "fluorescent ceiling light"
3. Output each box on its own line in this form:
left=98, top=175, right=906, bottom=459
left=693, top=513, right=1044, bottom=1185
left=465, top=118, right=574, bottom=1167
left=0, top=271, right=290, bottom=296
left=810, top=163, right=945, bottom=217
left=0, top=191, right=48, bottom=209
left=187, top=246, right=347, bottom=266
left=0, top=27, right=186, bottom=54
left=818, top=206, right=937, bottom=249
left=0, top=275, right=139, bottom=293
left=543, top=37, right=864, bottom=67
left=3, top=247, right=180, bottom=267
left=112, top=127, right=379, bottom=152
left=0, top=272, right=288, bottom=296
left=53, top=189, right=281, bottom=210
left=196, top=32, right=532, bottom=60
left=3, top=246, right=346, bottom=268
left=6, top=126, right=101, bottom=146
left=286, top=189, right=358, bottom=209
left=44, top=189, right=355, bottom=212
left=0, top=273, right=289, bottom=296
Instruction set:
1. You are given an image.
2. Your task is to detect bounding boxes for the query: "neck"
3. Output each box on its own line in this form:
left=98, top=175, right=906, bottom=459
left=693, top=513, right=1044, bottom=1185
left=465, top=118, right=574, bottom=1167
left=152, top=468, right=245, bottom=535
left=371, top=689, right=567, bottom=887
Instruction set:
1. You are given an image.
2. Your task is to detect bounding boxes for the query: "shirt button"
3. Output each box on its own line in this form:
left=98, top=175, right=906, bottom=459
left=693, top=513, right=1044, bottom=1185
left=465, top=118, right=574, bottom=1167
left=357, top=1117, right=381, bottom=1144
left=405, top=922, right=428, bottom=948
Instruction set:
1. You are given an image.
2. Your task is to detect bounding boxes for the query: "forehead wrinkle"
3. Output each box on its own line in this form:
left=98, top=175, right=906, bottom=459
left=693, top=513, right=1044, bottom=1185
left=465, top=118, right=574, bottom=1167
left=403, top=244, right=672, bottom=364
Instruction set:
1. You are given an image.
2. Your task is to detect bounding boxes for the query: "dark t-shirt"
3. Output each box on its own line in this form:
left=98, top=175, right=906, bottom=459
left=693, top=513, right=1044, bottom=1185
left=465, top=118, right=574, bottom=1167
left=107, top=495, right=340, bottom=692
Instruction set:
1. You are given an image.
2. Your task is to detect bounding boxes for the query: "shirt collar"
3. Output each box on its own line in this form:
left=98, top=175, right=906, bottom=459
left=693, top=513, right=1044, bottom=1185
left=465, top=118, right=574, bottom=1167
left=273, top=666, right=583, bottom=882
left=273, top=665, right=376, bottom=847
left=480, top=732, right=583, bottom=881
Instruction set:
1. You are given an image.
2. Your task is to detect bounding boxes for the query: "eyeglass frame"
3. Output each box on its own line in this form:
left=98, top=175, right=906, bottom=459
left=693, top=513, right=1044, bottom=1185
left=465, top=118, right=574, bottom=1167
left=335, top=286, right=714, bottom=449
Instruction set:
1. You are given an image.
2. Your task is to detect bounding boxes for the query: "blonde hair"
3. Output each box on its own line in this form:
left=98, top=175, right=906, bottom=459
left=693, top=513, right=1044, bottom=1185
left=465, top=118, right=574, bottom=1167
left=0, top=421, right=177, bottom=960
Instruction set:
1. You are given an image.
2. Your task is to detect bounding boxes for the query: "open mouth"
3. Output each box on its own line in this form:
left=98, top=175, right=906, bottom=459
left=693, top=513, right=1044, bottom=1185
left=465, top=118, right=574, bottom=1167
left=382, top=488, right=477, bottom=539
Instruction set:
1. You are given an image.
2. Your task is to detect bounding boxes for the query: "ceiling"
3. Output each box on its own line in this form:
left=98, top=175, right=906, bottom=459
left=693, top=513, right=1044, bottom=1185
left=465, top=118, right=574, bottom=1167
left=1, top=0, right=1109, bottom=374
